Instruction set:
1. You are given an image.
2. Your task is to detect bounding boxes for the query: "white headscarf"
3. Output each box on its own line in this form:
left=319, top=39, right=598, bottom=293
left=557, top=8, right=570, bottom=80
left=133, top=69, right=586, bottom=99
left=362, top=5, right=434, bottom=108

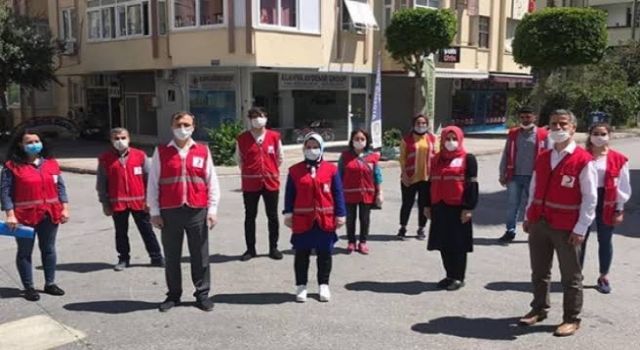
left=303, top=132, right=324, bottom=178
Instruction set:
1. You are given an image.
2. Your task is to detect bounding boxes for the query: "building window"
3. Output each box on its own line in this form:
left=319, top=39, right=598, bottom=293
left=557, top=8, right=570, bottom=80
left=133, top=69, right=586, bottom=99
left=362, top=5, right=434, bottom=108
left=414, top=0, right=440, bottom=8
left=159, top=1, right=168, bottom=34
left=260, top=0, right=296, bottom=27
left=505, top=18, right=519, bottom=53
left=60, top=8, right=76, bottom=41
left=87, top=0, right=152, bottom=41
left=174, top=0, right=223, bottom=28
left=478, top=16, right=490, bottom=48
left=383, top=0, right=394, bottom=32
left=342, top=0, right=378, bottom=32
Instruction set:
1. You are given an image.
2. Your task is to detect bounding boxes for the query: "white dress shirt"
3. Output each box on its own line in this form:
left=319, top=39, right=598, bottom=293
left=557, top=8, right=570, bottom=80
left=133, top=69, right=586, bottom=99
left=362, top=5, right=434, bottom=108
left=594, top=155, right=632, bottom=211
left=526, top=141, right=598, bottom=235
left=147, top=139, right=221, bottom=217
left=234, top=129, right=284, bottom=168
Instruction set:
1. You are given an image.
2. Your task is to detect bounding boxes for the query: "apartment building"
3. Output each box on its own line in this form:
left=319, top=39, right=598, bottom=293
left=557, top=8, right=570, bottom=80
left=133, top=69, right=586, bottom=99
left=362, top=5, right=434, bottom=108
left=381, top=0, right=533, bottom=133
left=49, top=0, right=381, bottom=144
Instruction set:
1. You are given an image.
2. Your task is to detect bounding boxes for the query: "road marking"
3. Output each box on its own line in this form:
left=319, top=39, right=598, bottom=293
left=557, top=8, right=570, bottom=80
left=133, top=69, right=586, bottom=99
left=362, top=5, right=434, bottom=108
left=0, top=315, right=86, bottom=350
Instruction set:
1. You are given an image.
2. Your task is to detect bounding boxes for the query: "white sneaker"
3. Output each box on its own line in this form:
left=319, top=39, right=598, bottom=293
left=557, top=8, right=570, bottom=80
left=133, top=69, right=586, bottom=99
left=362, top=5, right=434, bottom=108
left=295, top=285, right=307, bottom=302
left=319, top=284, right=331, bottom=302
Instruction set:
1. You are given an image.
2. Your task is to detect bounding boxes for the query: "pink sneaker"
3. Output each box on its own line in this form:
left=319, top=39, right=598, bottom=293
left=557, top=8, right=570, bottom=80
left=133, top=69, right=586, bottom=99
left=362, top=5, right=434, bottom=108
left=347, top=243, right=356, bottom=253
left=358, top=242, right=369, bottom=255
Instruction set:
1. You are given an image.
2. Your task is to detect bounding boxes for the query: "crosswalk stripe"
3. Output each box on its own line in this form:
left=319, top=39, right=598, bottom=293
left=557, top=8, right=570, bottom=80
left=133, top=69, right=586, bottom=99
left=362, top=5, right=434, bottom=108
left=0, top=315, right=86, bottom=350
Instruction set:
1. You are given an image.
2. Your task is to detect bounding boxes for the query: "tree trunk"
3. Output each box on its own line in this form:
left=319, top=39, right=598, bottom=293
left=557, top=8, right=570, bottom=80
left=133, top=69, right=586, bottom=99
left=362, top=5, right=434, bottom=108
left=413, top=75, right=426, bottom=117
left=533, top=68, right=552, bottom=125
left=0, top=83, right=10, bottom=132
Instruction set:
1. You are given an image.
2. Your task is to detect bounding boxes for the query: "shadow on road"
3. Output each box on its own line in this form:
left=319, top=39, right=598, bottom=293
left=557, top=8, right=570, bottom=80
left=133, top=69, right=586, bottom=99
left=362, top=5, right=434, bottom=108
left=64, top=300, right=158, bottom=314
left=180, top=254, right=242, bottom=264
left=338, top=234, right=400, bottom=242
left=473, top=237, right=527, bottom=246
left=0, top=287, right=22, bottom=298
left=42, top=262, right=114, bottom=273
left=485, top=281, right=563, bottom=293
left=212, top=292, right=293, bottom=305
left=411, top=317, right=556, bottom=340
left=344, top=281, right=439, bottom=295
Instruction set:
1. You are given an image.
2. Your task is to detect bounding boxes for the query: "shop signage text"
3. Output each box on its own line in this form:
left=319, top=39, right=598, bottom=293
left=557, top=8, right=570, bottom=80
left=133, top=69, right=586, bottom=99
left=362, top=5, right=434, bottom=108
left=439, top=47, right=461, bottom=63
left=279, top=73, right=349, bottom=91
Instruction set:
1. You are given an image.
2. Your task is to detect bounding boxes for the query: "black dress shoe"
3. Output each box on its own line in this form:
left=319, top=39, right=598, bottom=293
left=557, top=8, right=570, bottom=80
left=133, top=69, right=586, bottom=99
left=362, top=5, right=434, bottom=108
left=159, top=298, right=180, bottom=312
left=43, top=284, right=65, bottom=296
left=446, top=280, right=465, bottom=291
left=396, top=227, right=407, bottom=240
left=195, top=298, right=214, bottom=312
left=114, top=259, right=130, bottom=271
left=150, top=257, right=165, bottom=267
left=416, top=228, right=426, bottom=241
left=269, top=248, right=283, bottom=260
left=437, top=278, right=453, bottom=289
left=498, top=231, right=516, bottom=243
left=23, top=288, right=40, bottom=301
left=240, top=250, right=257, bottom=261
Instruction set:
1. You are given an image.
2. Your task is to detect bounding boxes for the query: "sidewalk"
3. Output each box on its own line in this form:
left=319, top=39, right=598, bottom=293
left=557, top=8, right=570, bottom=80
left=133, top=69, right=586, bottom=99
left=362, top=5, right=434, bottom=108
left=1, top=130, right=638, bottom=176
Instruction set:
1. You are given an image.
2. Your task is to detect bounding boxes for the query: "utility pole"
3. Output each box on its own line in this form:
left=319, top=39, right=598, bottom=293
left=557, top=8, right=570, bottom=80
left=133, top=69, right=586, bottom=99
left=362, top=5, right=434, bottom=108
left=633, top=0, right=639, bottom=40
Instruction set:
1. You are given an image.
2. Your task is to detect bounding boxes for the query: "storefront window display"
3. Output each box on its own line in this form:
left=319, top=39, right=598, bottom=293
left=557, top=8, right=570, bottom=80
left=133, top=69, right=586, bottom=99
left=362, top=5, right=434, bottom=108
left=189, top=73, right=237, bottom=140
left=451, top=80, right=508, bottom=133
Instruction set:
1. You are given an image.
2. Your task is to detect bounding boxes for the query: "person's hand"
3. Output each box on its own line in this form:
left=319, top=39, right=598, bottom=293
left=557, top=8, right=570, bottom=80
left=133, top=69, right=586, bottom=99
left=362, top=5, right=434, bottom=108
left=336, top=216, right=346, bottom=229
left=523, top=220, right=530, bottom=234
left=460, top=210, right=472, bottom=224
left=144, top=205, right=150, bottom=213
left=151, top=216, right=164, bottom=229
left=102, top=205, right=113, bottom=217
left=423, top=207, right=431, bottom=220
left=375, top=192, right=384, bottom=207
left=60, top=208, right=70, bottom=224
left=568, top=232, right=585, bottom=246
left=401, top=173, right=411, bottom=186
left=207, top=214, right=218, bottom=230
left=499, top=176, right=507, bottom=187
left=284, top=215, right=293, bottom=228
left=613, top=211, right=624, bottom=226
left=6, top=213, right=18, bottom=231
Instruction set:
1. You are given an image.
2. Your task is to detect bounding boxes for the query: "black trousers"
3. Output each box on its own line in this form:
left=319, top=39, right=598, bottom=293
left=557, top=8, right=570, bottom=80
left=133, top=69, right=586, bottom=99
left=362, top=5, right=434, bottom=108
left=346, top=203, right=371, bottom=243
left=440, top=251, right=467, bottom=281
left=160, top=206, right=210, bottom=300
left=243, top=190, right=280, bottom=252
left=294, top=249, right=332, bottom=286
left=400, top=181, right=428, bottom=227
left=112, top=209, right=162, bottom=261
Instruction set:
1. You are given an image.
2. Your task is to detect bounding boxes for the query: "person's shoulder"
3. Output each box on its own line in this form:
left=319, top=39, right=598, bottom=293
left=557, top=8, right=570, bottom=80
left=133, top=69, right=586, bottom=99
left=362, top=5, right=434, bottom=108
left=289, top=161, right=306, bottom=172
left=608, top=148, right=628, bottom=163
left=237, top=130, right=250, bottom=141
left=266, top=129, right=281, bottom=138
left=322, top=161, right=338, bottom=173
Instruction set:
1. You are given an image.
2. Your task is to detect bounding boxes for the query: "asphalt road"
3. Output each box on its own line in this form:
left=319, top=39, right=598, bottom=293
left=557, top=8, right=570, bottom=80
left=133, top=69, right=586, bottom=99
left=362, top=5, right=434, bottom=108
left=1, top=137, right=639, bottom=350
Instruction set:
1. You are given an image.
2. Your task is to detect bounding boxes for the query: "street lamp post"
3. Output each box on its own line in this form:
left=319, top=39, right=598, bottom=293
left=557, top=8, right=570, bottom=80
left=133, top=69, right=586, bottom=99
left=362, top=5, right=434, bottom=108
left=633, top=0, right=639, bottom=40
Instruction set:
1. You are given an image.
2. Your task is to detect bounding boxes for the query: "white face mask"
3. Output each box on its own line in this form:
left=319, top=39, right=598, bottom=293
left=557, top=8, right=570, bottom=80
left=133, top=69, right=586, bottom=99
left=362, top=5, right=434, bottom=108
left=112, top=139, right=129, bottom=152
left=444, top=140, right=459, bottom=152
left=520, top=123, right=535, bottom=130
left=173, top=126, right=194, bottom=141
left=549, top=129, right=571, bottom=143
left=353, top=140, right=366, bottom=150
left=590, top=135, right=609, bottom=147
left=414, top=126, right=428, bottom=134
left=251, top=117, right=267, bottom=129
left=304, top=148, right=322, bottom=161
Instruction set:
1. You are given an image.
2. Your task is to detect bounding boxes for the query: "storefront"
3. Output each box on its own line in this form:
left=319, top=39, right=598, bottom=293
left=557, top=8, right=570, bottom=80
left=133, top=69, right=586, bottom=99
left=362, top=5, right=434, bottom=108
left=187, top=72, right=239, bottom=140
left=251, top=71, right=370, bottom=145
left=451, top=79, right=509, bottom=133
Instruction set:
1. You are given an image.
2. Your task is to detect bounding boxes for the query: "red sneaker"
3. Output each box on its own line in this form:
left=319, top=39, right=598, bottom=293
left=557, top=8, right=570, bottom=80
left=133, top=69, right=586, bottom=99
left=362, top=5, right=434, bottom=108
left=347, top=242, right=356, bottom=253
left=358, top=242, right=369, bottom=255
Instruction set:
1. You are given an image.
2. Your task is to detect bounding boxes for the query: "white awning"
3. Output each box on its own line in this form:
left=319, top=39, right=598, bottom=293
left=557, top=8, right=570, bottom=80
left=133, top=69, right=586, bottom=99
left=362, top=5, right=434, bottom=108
left=344, top=0, right=379, bottom=30
left=435, top=68, right=489, bottom=80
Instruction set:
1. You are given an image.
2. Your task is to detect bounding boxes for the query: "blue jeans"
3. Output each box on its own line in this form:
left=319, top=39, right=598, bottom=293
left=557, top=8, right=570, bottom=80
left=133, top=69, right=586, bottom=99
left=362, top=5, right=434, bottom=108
left=15, top=216, right=58, bottom=289
left=505, top=175, right=532, bottom=234
left=580, top=189, right=614, bottom=275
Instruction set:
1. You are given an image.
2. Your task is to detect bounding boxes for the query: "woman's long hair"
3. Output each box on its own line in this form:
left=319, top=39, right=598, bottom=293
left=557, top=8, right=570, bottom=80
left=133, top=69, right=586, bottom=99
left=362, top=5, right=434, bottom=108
left=5, top=130, right=52, bottom=164
left=585, top=122, right=613, bottom=151
left=348, top=129, right=372, bottom=153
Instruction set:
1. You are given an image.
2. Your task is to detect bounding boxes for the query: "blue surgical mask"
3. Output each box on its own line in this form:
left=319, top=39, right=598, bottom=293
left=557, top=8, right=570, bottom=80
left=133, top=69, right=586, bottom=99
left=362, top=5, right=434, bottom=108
left=24, top=142, right=43, bottom=156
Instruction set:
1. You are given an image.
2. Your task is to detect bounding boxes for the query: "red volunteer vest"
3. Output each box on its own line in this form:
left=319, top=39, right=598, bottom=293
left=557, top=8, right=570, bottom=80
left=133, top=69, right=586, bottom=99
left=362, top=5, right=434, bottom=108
left=289, top=161, right=337, bottom=234
left=403, top=133, right=436, bottom=178
left=526, top=147, right=593, bottom=232
left=237, top=130, right=281, bottom=192
left=341, top=151, right=380, bottom=204
left=5, top=159, right=63, bottom=226
left=600, top=150, right=628, bottom=226
left=430, top=154, right=467, bottom=206
left=99, top=148, right=147, bottom=212
left=158, top=143, right=209, bottom=210
left=505, top=127, right=548, bottom=181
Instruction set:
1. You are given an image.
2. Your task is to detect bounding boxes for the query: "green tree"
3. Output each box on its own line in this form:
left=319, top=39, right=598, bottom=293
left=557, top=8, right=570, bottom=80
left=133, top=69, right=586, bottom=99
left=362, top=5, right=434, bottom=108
left=512, top=7, right=607, bottom=113
left=385, top=8, right=457, bottom=117
left=0, top=4, right=59, bottom=130
left=207, top=121, right=244, bottom=166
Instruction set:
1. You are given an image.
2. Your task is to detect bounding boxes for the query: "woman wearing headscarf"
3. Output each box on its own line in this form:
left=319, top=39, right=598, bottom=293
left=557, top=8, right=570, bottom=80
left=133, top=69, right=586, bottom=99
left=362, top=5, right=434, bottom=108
left=424, top=126, right=478, bottom=291
left=283, top=133, right=346, bottom=303
left=1, top=130, right=70, bottom=301
left=397, top=114, right=436, bottom=240
left=579, top=122, right=631, bottom=294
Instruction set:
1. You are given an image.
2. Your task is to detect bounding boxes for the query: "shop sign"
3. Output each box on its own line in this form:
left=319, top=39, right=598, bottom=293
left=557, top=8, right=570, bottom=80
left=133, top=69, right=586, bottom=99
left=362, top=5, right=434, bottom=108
left=279, top=73, right=349, bottom=91
left=438, top=47, right=461, bottom=63
left=189, top=74, right=235, bottom=91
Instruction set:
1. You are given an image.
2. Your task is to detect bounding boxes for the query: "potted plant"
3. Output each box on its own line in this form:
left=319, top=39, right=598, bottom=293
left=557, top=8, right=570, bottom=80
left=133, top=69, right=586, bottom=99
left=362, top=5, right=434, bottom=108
left=381, top=128, right=402, bottom=160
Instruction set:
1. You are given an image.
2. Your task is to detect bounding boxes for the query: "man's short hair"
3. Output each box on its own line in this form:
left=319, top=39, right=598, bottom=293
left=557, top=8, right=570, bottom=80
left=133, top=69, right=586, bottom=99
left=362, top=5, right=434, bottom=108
left=549, top=109, right=578, bottom=126
left=110, top=127, right=129, bottom=136
left=518, top=106, right=535, bottom=114
left=170, top=111, right=195, bottom=125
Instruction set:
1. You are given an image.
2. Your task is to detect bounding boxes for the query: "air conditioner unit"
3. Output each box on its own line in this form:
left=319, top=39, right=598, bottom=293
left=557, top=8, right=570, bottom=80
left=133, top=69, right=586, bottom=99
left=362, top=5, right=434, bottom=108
left=62, top=40, right=77, bottom=56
